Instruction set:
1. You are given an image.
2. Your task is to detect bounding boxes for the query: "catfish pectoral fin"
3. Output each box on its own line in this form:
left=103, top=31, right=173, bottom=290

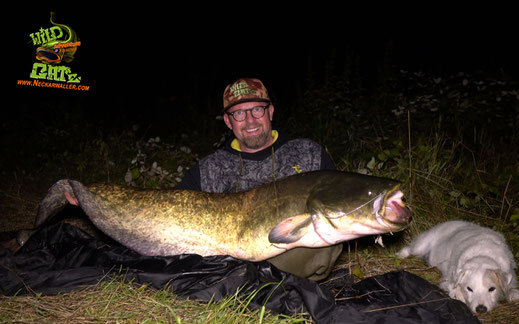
left=68, top=180, right=112, bottom=225
left=35, top=179, right=76, bottom=227
left=268, top=214, right=312, bottom=244
left=67, top=180, right=125, bottom=242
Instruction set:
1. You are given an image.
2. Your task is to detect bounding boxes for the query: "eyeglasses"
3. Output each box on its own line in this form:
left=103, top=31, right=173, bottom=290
left=226, top=105, right=269, bottom=122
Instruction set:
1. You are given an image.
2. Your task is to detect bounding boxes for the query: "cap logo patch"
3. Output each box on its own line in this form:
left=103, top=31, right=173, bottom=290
left=230, top=81, right=256, bottom=98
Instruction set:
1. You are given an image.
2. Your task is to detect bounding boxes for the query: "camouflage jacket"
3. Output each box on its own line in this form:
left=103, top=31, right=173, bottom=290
left=175, top=130, right=335, bottom=193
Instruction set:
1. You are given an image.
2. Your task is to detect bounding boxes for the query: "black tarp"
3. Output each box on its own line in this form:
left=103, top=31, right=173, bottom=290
left=0, top=223, right=480, bottom=324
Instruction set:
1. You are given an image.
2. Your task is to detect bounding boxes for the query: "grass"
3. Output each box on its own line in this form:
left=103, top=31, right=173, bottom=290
left=0, top=276, right=308, bottom=324
left=2, top=68, right=518, bottom=322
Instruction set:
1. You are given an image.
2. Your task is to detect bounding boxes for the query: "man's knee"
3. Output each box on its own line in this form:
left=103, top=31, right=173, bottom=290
left=267, top=244, right=343, bottom=281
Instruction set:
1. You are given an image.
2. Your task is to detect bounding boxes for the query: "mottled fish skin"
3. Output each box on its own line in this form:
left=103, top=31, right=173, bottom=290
left=35, top=179, right=74, bottom=227
left=34, top=170, right=412, bottom=261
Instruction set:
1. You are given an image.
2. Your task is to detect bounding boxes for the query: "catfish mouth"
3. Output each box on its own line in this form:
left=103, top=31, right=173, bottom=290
left=36, top=47, right=62, bottom=64
left=374, top=187, right=412, bottom=229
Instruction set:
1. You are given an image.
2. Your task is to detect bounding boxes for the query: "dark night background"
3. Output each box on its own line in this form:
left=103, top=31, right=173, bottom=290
left=6, top=7, right=519, bottom=180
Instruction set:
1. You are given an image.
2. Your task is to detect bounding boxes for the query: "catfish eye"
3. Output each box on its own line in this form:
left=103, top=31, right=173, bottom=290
left=467, top=287, right=473, bottom=292
left=489, top=287, right=496, bottom=292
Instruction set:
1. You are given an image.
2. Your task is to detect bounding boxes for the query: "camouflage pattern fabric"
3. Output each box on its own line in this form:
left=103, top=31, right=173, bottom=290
left=199, top=138, right=322, bottom=193
left=223, top=78, right=271, bottom=111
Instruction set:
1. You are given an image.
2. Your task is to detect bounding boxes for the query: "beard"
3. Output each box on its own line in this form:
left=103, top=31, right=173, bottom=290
left=239, top=125, right=271, bottom=150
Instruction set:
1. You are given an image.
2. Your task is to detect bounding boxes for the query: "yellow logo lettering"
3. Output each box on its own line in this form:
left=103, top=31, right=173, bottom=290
left=230, top=81, right=255, bottom=97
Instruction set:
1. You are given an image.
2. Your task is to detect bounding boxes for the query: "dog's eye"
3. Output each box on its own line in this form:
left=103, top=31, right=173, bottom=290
left=466, top=287, right=473, bottom=292
left=489, top=287, right=496, bottom=292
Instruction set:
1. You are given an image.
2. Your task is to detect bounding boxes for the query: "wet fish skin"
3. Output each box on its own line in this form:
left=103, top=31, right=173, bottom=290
left=34, top=170, right=412, bottom=261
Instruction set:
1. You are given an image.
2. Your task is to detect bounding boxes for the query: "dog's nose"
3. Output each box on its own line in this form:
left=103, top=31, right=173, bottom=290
left=475, top=305, right=487, bottom=313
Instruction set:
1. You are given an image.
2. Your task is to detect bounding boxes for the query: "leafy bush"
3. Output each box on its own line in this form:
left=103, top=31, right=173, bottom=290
left=124, top=136, right=198, bottom=188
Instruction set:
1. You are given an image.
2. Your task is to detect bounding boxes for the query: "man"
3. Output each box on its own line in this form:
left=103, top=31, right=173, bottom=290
left=176, top=78, right=342, bottom=280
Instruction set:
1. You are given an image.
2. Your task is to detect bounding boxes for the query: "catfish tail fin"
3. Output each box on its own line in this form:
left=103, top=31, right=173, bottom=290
left=35, top=179, right=76, bottom=227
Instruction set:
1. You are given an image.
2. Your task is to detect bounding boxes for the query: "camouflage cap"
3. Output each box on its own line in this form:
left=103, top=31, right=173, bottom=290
left=223, top=78, right=271, bottom=111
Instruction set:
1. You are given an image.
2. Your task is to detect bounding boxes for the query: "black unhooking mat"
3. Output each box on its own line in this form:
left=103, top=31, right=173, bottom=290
left=0, top=223, right=480, bottom=324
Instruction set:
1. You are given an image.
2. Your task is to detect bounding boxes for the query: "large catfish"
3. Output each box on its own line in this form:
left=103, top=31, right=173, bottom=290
left=33, top=170, right=411, bottom=261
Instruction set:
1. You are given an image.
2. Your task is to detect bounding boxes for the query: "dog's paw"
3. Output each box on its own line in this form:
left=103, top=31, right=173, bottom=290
left=396, top=247, right=410, bottom=259
left=506, top=288, right=519, bottom=302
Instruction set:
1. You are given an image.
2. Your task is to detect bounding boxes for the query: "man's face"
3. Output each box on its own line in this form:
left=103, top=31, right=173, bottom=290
left=223, top=101, right=275, bottom=153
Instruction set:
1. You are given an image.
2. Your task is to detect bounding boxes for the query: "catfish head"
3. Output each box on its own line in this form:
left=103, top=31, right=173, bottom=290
left=269, top=172, right=412, bottom=246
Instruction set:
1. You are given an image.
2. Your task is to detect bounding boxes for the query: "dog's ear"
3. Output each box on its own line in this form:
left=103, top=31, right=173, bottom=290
left=450, top=269, right=469, bottom=302
left=454, top=269, right=468, bottom=289
left=485, top=269, right=505, bottom=294
left=503, top=271, right=513, bottom=287
left=449, top=285, right=466, bottom=302
left=489, top=269, right=519, bottom=302
left=490, top=269, right=513, bottom=288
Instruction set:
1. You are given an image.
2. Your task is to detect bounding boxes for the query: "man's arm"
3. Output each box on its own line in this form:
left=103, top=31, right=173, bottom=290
left=174, top=163, right=202, bottom=191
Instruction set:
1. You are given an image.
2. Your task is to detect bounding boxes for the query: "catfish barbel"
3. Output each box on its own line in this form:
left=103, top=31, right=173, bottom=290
left=33, top=170, right=412, bottom=261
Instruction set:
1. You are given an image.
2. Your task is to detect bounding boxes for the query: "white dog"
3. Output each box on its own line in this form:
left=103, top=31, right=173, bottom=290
left=397, top=220, right=519, bottom=313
